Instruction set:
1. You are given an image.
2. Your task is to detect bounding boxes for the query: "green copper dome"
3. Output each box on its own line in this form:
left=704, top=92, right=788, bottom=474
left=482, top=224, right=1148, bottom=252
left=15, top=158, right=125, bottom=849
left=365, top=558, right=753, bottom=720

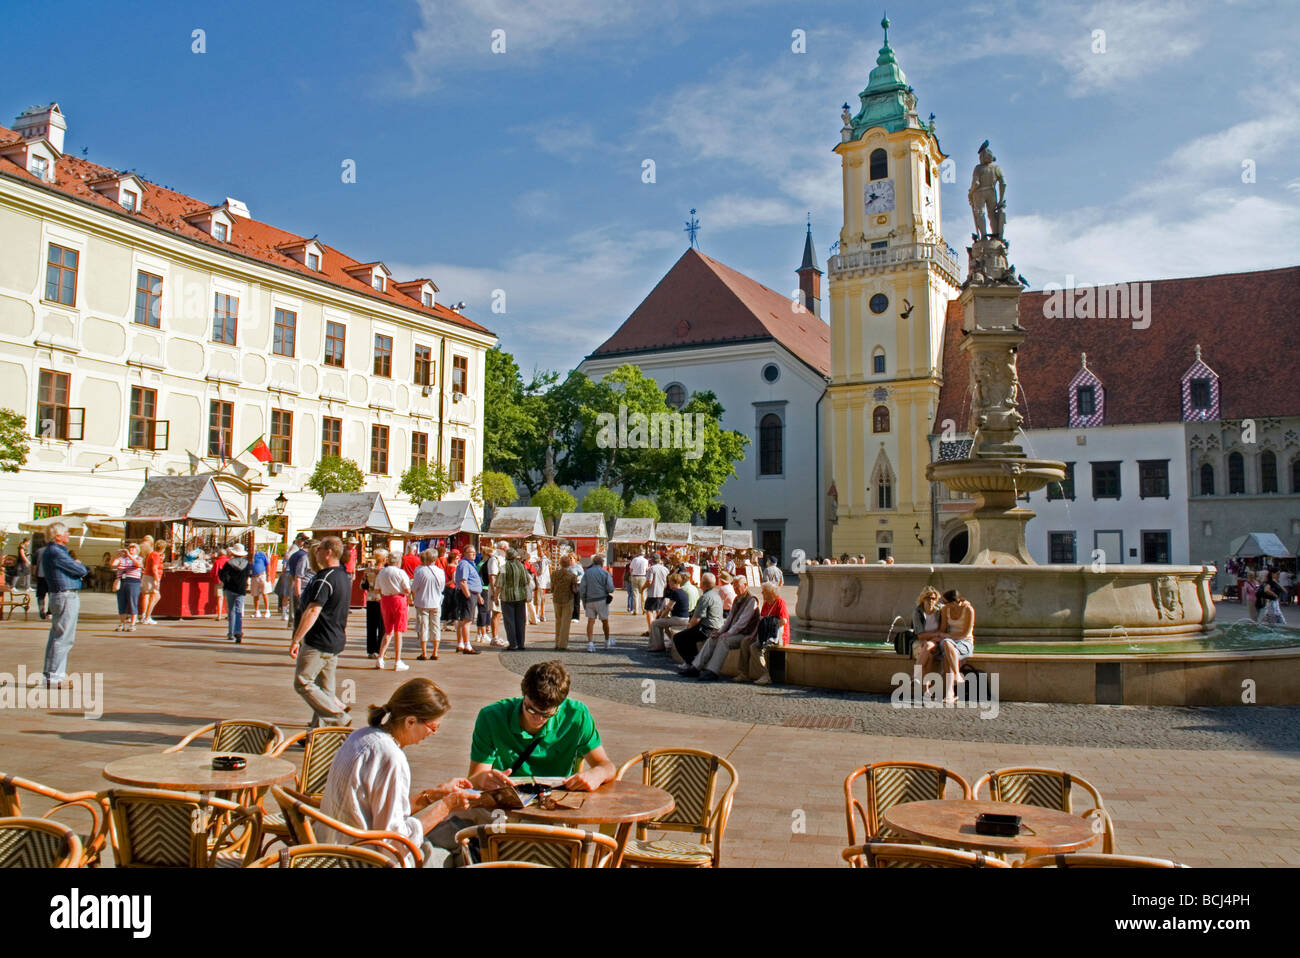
left=848, top=14, right=921, bottom=137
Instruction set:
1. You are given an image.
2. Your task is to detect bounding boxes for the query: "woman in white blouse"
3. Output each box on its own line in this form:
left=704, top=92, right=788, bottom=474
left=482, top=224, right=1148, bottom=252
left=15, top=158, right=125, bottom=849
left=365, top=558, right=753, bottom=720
left=319, top=677, right=478, bottom=866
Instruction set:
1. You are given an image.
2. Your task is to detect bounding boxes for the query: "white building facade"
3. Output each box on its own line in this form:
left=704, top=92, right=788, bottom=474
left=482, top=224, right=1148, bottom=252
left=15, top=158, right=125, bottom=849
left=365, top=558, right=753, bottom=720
left=0, top=104, right=493, bottom=537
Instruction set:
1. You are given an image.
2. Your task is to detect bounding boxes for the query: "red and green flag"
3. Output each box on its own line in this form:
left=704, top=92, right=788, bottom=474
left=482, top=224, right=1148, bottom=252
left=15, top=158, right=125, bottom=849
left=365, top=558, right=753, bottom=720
left=245, top=436, right=273, bottom=463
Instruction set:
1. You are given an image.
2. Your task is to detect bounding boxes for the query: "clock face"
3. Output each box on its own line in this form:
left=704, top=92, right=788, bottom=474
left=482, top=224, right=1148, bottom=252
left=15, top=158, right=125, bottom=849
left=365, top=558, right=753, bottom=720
left=869, top=293, right=889, bottom=314
left=864, top=179, right=896, bottom=214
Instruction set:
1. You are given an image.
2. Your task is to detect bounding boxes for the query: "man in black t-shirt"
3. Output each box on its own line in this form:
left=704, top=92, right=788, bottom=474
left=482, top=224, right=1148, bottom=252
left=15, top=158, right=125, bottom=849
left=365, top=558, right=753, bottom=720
left=648, top=573, right=692, bottom=653
left=288, top=537, right=352, bottom=729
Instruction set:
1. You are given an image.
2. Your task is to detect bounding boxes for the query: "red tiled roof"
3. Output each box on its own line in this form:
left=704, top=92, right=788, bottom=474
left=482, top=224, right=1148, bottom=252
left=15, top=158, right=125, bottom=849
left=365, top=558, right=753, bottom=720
left=0, top=124, right=490, bottom=337
left=588, top=247, right=831, bottom=376
left=934, top=266, right=1300, bottom=432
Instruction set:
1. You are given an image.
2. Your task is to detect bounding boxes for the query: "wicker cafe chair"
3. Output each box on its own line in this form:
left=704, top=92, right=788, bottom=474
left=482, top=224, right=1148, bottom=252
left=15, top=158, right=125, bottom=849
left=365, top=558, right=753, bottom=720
left=103, top=788, right=262, bottom=868
left=843, top=762, right=972, bottom=861
left=249, top=844, right=397, bottom=868
left=972, top=767, right=1115, bottom=854
left=0, top=818, right=84, bottom=868
left=262, top=727, right=353, bottom=849
left=1021, top=853, right=1187, bottom=869
left=269, top=785, right=423, bottom=867
left=455, top=823, right=618, bottom=868
left=615, top=748, right=738, bottom=868
left=163, top=719, right=284, bottom=755
left=841, top=840, right=1011, bottom=869
left=0, top=772, right=110, bottom=866
left=462, top=861, right=553, bottom=869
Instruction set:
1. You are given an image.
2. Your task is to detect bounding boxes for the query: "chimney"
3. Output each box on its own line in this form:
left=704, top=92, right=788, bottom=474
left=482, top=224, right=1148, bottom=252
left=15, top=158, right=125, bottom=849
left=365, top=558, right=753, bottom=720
left=223, top=197, right=251, bottom=218
left=14, top=103, right=66, bottom=153
left=797, top=220, right=823, bottom=318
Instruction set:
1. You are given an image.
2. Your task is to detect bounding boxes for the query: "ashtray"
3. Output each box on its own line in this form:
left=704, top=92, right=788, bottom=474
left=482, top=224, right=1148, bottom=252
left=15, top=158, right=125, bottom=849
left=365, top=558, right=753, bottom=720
left=974, top=813, right=1021, bottom=836
left=211, top=755, right=247, bottom=771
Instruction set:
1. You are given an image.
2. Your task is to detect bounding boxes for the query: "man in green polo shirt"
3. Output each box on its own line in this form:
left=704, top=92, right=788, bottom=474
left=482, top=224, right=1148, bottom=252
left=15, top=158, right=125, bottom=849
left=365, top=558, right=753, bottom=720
left=468, top=661, right=616, bottom=791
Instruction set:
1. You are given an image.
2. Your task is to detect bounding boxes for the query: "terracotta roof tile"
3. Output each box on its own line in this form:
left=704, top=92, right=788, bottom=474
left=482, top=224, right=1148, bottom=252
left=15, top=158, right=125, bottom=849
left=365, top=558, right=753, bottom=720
left=589, top=248, right=830, bottom=376
left=0, top=123, right=491, bottom=337
left=934, top=266, right=1300, bottom=432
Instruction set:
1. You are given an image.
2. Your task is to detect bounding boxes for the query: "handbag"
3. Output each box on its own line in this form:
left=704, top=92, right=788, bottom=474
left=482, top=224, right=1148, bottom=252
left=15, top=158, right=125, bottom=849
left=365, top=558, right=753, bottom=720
left=756, top=615, right=783, bottom=648
left=893, top=629, right=916, bottom=656
left=112, top=576, right=121, bottom=592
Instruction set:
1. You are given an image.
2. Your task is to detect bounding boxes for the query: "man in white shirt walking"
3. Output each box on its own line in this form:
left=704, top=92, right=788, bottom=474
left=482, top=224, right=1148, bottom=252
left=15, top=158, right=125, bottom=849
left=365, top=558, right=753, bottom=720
left=627, top=551, right=649, bottom=616
left=642, top=553, right=669, bottom=636
left=376, top=554, right=413, bottom=671
left=411, top=550, right=445, bottom=661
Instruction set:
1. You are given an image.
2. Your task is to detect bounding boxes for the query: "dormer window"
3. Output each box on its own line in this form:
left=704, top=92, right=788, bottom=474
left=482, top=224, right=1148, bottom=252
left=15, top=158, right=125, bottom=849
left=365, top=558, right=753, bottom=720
left=30, top=155, right=48, bottom=179
left=214, top=221, right=228, bottom=242
left=422, top=291, right=433, bottom=307
left=122, top=190, right=138, bottom=212
left=1190, top=378, right=1211, bottom=409
left=1067, top=353, right=1104, bottom=428
left=345, top=262, right=392, bottom=293
left=307, top=252, right=320, bottom=270
left=183, top=205, right=236, bottom=242
left=1076, top=386, right=1096, bottom=416
left=372, top=274, right=384, bottom=292
left=396, top=278, right=438, bottom=308
left=89, top=172, right=146, bottom=212
left=1180, top=345, right=1220, bottom=421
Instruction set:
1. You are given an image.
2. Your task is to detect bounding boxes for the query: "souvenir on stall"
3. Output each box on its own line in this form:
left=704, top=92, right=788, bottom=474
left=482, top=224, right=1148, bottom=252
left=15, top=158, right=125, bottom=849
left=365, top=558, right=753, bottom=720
left=609, top=518, right=656, bottom=588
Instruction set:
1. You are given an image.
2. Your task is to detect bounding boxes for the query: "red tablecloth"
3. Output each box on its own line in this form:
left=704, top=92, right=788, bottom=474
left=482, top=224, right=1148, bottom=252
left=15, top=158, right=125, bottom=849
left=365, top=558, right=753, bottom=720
left=152, top=571, right=220, bottom=618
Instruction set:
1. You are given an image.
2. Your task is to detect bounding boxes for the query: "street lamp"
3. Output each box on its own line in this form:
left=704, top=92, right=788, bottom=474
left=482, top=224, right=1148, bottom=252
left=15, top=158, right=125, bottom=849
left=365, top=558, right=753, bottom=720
left=274, top=492, right=288, bottom=515
left=730, top=507, right=739, bottom=527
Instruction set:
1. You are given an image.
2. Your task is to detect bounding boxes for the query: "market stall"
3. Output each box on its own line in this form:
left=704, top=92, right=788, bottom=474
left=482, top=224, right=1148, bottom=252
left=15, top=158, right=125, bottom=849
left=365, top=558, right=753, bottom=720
left=401, top=499, right=481, bottom=553
left=305, top=492, right=400, bottom=607
left=484, top=507, right=557, bottom=565
left=691, top=525, right=725, bottom=577
left=119, top=475, right=245, bottom=618
left=722, top=529, right=761, bottom=584
left=1224, top=532, right=1296, bottom=602
left=655, top=522, right=695, bottom=580
left=557, top=513, right=609, bottom=568
left=609, top=518, right=655, bottom=588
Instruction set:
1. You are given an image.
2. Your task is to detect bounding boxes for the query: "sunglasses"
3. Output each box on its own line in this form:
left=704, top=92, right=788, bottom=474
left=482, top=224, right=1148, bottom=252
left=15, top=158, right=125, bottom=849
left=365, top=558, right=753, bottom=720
left=522, top=700, right=558, bottom=720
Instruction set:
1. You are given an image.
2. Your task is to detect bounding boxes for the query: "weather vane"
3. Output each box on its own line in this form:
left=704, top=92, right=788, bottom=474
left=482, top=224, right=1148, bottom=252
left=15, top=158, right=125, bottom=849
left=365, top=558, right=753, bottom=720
left=684, top=208, right=700, bottom=249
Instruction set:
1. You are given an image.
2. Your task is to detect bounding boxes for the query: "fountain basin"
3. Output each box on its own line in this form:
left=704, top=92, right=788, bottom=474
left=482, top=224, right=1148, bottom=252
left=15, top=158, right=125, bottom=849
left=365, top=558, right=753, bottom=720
left=927, top=458, right=1065, bottom=496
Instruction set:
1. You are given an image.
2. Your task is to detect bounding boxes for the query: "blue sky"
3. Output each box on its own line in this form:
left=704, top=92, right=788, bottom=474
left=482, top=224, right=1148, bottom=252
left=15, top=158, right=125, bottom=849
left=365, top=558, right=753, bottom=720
left=4, top=0, right=1298, bottom=375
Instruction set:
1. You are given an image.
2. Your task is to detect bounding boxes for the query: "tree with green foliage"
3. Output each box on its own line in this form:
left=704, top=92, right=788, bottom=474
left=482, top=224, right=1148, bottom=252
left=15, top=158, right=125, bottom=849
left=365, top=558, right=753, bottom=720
left=625, top=497, right=659, bottom=520
left=0, top=408, right=30, bottom=473
left=581, top=485, right=624, bottom=527
left=306, top=456, right=364, bottom=497
left=655, top=497, right=692, bottom=523
left=471, top=471, right=518, bottom=509
left=398, top=462, right=453, bottom=504
left=531, top=483, right=576, bottom=535
left=655, top=390, right=750, bottom=517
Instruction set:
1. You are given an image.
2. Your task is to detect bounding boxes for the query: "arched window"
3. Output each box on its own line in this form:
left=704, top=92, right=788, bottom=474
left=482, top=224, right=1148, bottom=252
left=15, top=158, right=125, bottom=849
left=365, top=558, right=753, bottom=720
left=1199, top=463, right=1215, bottom=496
left=869, top=148, right=887, bottom=181
left=872, top=347, right=886, bottom=374
left=872, top=405, right=890, bottom=433
left=925, top=161, right=932, bottom=186
left=877, top=474, right=893, bottom=509
left=759, top=414, right=783, bottom=476
left=1228, top=451, right=1245, bottom=494
left=1261, top=450, right=1278, bottom=493
left=1293, top=457, right=1300, bottom=494
left=664, top=383, right=686, bottom=410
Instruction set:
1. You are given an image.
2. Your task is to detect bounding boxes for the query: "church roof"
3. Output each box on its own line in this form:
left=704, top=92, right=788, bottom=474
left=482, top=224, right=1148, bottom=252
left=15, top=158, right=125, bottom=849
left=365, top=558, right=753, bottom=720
left=933, top=265, right=1300, bottom=432
left=587, top=247, right=831, bottom=377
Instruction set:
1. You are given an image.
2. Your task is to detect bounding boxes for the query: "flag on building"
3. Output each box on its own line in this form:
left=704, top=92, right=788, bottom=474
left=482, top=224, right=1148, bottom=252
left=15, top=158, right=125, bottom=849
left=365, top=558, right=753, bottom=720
left=187, top=451, right=201, bottom=475
left=245, top=436, right=273, bottom=463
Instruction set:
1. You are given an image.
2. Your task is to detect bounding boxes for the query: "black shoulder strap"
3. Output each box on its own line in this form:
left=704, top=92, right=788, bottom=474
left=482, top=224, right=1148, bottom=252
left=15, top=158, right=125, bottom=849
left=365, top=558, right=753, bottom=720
left=512, top=734, right=545, bottom=774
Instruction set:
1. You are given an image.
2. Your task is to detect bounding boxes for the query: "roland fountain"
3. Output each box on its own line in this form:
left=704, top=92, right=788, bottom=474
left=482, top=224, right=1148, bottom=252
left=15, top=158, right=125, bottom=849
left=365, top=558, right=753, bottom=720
left=787, top=141, right=1300, bottom=706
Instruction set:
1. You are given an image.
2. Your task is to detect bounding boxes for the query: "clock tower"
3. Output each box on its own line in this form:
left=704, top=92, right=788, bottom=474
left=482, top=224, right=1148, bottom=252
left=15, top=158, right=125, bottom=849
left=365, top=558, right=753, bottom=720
left=825, top=16, right=961, bottom=561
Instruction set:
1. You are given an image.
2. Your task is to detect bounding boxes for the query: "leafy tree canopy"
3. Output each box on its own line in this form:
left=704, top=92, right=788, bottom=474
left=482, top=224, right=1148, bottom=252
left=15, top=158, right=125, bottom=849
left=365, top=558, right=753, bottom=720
left=0, top=408, right=30, bottom=473
left=398, top=462, right=452, bottom=504
left=625, top=496, right=660, bottom=520
left=471, top=470, right=518, bottom=508
left=307, top=456, right=364, bottom=497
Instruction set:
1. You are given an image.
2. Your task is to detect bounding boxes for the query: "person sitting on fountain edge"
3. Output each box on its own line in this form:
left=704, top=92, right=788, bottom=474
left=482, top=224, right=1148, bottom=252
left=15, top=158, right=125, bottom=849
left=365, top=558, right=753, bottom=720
left=912, top=587, right=947, bottom=676
left=936, top=589, right=975, bottom=704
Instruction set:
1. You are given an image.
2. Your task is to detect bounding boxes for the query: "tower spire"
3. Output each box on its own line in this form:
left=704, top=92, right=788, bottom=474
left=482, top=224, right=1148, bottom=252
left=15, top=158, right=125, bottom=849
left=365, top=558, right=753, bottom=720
left=797, top=217, right=822, bottom=317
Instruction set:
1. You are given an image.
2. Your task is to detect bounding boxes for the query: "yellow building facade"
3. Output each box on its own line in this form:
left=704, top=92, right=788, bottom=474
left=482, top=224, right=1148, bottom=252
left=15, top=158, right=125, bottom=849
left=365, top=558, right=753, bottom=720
left=826, top=19, right=961, bottom=560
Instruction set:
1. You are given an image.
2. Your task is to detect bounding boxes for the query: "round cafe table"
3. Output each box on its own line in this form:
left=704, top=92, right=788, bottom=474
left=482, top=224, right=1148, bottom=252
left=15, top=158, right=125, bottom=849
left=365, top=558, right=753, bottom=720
left=510, top=780, right=675, bottom=867
left=881, top=799, right=1100, bottom=860
left=102, top=752, right=297, bottom=794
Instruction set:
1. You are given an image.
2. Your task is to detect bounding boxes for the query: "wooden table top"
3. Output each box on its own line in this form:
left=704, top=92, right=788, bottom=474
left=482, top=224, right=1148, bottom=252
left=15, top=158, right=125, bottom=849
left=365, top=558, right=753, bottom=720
left=102, top=751, right=297, bottom=792
left=882, top=799, right=1100, bottom=855
left=511, top=780, right=675, bottom=826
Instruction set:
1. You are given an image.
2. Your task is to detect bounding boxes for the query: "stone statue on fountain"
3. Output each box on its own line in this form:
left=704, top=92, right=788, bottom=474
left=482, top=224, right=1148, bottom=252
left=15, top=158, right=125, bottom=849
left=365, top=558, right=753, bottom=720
left=964, top=141, right=1021, bottom=289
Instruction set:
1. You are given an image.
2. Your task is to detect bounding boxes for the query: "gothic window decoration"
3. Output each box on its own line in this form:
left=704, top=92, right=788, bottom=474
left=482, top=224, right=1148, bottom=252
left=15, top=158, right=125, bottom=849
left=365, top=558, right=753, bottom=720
left=1291, top=456, right=1300, bottom=494
left=759, top=413, right=783, bottom=476
left=1067, top=353, right=1104, bottom=428
left=1228, top=451, right=1245, bottom=494
left=1199, top=462, right=1215, bottom=496
left=1179, top=344, right=1220, bottom=422
left=869, top=148, right=888, bottom=181
left=872, top=405, right=891, bottom=433
left=1261, top=449, right=1279, bottom=493
left=870, top=452, right=896, bottom=511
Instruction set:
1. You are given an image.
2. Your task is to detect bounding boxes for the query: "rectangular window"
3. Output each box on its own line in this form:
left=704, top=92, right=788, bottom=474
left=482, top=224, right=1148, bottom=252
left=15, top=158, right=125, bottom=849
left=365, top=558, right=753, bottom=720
left=373, top=334, right=393, bottom=377
left=452, top=355, right=468, bottom=395
left=45, top=244, right=78, bottom=305
left=1141, top=531, right=1171, bottom=564
left=1048, top=532, right=1077, bottom=564
left=270, top=408, right=293, bottom=464
left=208, top=400, right=233, bottom=458
left=306, top=252, right=320, bottom=271
left=128, top=386, right=158, bottom=450
left=422, top=291, right=433, bottom=307
left=370, top=425, right=389, bottom=475
left=37, top=369, right=74, bottom=440
left=31, top=156, right=48, bottom=179
left=1190, top=379, right=1211, bottom=410
left=372, top=274, right=384, bottom=292
left=1138, top=460, right=1169, bottom=499
left=134, top=271, right=162, bottom=327
left=273, top=308, right=297, bottom=357
left=449, top=438, right=466, bottom=483
left=877, top=481, right=893, bottom=510
left=1092, top=461, right=1121, bottom=499
left=873, top=354, right=886, bottom=374
left=1046, top=462, right=1076, bottom=500
left=33, top=503, right=62, bottom=520
left=214, top=221, right=228, bottom=242
left=324, top=321, right=346, bottom=367
left=870, top=240, right=888, bottom=250
left=411, top=432, right=428, bottom=469
left=321, top=417, right=342, bottom=459
left=213, top=293, right=238, bottom=345
left=122, top=190, right=138, bottom=211
left=1076, top=386, right=1096, bottom=416
left=414, top=345, right=433, bottom=386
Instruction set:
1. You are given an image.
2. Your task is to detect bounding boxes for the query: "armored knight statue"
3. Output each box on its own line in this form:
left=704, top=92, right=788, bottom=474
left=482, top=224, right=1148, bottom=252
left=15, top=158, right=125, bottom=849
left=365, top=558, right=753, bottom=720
left=969, top=140, right=1006, bottom=241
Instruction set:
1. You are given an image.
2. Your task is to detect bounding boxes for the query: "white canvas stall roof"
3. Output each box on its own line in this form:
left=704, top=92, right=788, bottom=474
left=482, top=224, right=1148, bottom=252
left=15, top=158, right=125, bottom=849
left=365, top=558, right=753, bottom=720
left=722, top=530, right=753, bottom=550
left=557, top=513, right=608, bottom=539
left=406, top=499, right=480, bottom=537
left=485, top=507, right=549, bottom=538
left=690, top=526, right=724, bottom=547
left=122, top=475, right=233, bottom=524
left=307, top=492, right=395, bottom=533
left=656, top=522, right=693, bottom=545
left=1228, top=533, right=1291, bottom=558
left=611, top=518, right=656, bottom=543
